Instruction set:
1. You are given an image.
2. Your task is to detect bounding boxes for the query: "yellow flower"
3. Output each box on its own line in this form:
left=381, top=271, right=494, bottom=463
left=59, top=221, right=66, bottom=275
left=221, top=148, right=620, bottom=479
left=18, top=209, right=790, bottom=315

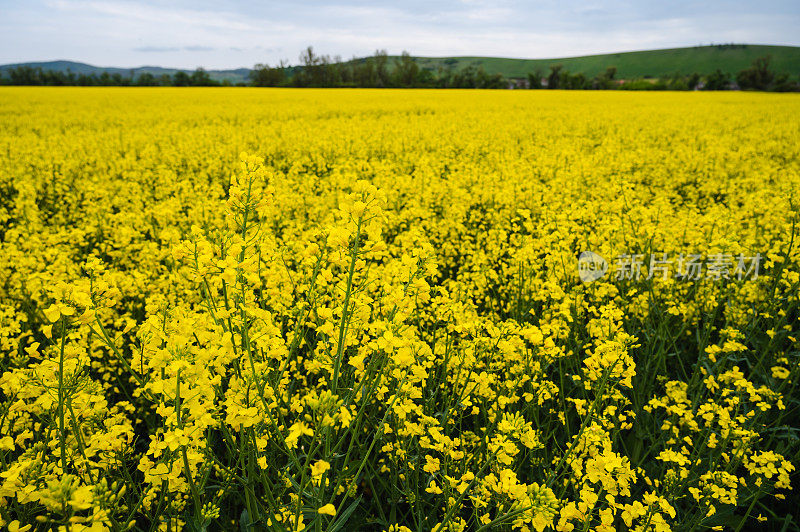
left=311, top=460, right=331, bottom=478
left=425, top=480, right=443, bottom=494
left=771, top=366, right=790, bottom=379
left=318, top=503, right=336, bottom=516
left=43, top=302, right=74, bottom=322
left=423, top=455, right=440, bottom=473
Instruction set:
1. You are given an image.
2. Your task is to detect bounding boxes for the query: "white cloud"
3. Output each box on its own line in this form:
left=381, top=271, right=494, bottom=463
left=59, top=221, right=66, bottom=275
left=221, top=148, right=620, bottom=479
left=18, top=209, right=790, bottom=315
left=0, top=0, right=797, bottom=68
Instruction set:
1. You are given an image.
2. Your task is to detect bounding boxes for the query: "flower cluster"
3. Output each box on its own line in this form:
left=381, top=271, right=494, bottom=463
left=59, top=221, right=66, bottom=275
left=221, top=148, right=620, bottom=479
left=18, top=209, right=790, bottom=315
left=0, top=87, right=798, bottom=530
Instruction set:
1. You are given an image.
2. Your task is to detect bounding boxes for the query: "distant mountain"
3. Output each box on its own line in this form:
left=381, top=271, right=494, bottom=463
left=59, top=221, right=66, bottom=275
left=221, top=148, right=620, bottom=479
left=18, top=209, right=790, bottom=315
left=3, top=45, right=800, bottom=83
left=0, top=60, right=251, bottom=83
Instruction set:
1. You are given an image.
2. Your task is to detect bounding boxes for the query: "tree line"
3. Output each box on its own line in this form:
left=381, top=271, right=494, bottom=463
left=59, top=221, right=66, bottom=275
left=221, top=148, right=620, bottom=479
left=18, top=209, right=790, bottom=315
left=251, top=48, right=506, bottom=88
left=251, top=50, right=798, bottom=91
left=1, top=49, right=797, bottom=91
left=0, top=66, right=226, bottom=87
left=528, top=55, right=797, bottom=91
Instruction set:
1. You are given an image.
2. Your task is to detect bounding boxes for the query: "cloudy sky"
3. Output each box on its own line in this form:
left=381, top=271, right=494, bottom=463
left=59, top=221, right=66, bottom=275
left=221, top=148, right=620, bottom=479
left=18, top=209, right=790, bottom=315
left=1, top=0, right=799, bottom=69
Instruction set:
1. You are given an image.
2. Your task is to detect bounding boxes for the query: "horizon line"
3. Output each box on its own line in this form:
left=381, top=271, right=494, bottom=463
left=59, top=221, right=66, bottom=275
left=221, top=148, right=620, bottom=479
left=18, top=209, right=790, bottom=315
left=2, top=43, right=799, bottom=72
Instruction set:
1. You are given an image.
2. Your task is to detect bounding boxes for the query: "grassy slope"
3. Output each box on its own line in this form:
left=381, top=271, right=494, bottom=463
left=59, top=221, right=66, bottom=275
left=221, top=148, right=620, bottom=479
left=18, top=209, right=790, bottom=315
left=3, top=45, right=800, bottom=83
left=408, top=45, right=800, bottom=79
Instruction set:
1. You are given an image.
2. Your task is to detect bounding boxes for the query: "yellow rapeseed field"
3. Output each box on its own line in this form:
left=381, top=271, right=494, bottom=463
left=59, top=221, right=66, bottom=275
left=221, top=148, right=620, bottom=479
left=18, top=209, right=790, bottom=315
left=1, top=87, right=799, bottom=531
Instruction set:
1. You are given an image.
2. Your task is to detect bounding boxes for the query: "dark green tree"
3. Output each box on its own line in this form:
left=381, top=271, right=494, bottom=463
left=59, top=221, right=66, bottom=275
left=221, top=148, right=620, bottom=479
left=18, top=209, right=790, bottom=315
left=704, top=69, right=730, bottom=90
left=686, top=72, right=700, bottom=90
left=136, top=72, right=158, bottom=86
left=393, top=51, right=420, bottom=88
left=736, top=55, right=774, bottom=90
left=594, top=66, right=617, bottom=89
left=547, top=64, right=562, bottom=89
left=373, top=50, right=390, bottom=87
left=527, top=70, right=543, bottom=89
left=771, top=72, right=797, bottom=92
left=190, top=68, right=215, bottom=86
left=250, top=63, right=286, bottom=86
left=561, top=71, right=587, bottom=90
left=173, top=71, right=190, bottom=86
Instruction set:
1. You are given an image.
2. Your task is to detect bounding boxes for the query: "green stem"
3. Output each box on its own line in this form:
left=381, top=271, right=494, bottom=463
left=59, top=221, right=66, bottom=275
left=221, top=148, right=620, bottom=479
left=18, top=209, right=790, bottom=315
left=57, top=318, right=68, bottom=472
left=331, top=219, right=363, bottom=392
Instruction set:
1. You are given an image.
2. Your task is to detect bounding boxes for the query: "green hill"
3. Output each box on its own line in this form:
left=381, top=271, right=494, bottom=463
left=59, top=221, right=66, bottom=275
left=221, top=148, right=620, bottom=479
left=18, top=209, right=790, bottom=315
left=3, top=45, right=800, bottom=84
left=407, top=44, right=800, bottom=79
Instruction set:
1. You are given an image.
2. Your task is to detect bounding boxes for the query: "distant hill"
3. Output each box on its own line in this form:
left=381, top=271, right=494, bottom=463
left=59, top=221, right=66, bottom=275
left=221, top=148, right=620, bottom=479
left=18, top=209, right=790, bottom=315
left=0, top=60, right=251, bottom=83
left=406, top=44, right=800, bottom=79
left=2, top=45, right=800, bottom=84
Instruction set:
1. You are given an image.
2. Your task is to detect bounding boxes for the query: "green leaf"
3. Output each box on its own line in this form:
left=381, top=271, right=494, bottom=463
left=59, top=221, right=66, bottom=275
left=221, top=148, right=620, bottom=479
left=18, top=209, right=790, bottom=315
left=240, top=509, right=251, bottom=532
left=328, top=496, right=363, bottom=532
